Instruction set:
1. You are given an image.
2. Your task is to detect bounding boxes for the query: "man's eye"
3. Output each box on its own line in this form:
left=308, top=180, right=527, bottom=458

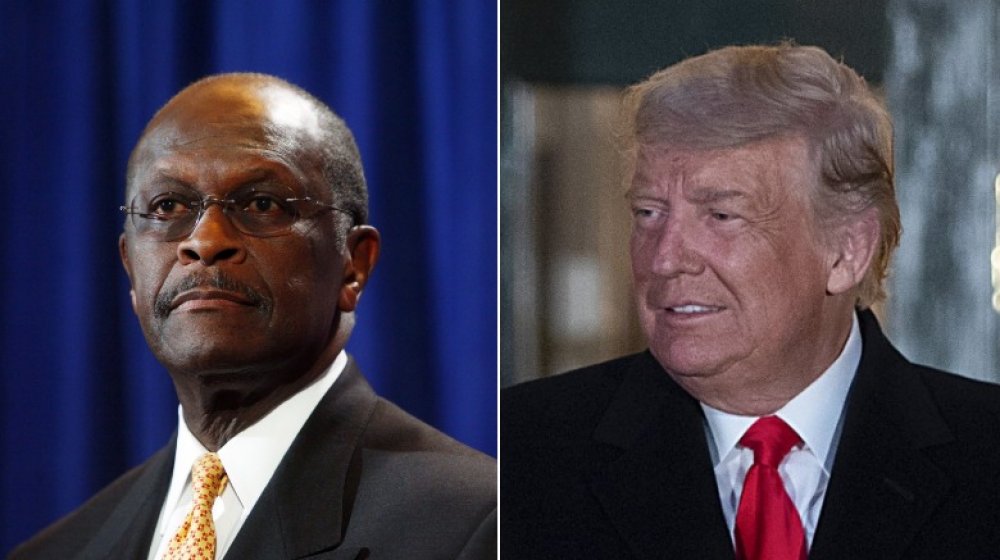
left=710, top=210, right=736, bottom=221
left=149, top=198, right=190, bottom=217
left=243, top=195, right=286, bottom=215
left=632, top=207, right=664, bottom=222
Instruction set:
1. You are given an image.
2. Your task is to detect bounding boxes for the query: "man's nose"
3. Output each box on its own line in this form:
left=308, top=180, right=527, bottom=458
left=176, top=205, right=248, bottom=266
left=650, top=217, right=703, bottom=277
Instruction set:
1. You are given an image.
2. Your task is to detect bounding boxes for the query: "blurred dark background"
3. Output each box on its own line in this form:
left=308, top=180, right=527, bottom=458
left=502, top=0, right=888, bottom=86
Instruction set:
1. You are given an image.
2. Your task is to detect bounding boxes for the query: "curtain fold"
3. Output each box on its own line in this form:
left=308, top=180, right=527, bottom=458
left=0, top=1, right=497, bottom=551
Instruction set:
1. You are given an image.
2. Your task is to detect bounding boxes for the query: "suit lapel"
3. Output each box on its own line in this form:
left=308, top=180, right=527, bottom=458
left=224, top=358, right=377, bottom=560
left=77, top=438, right=174, bottom=560
left=588, top=353, right=734, bottom=560
left=810, top=311, right=952, bottom=560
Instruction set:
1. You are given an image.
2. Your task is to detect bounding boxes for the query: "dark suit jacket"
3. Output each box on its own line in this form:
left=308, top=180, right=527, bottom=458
left=12, top=359, right=496, bottom=560
left=501, top=310, right=1000, bottom=559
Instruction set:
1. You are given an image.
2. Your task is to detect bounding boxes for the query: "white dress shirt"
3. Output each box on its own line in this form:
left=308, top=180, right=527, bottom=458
left=147, top=351, right=347, bottom=560
left=701, top=314, right=861, bottom=548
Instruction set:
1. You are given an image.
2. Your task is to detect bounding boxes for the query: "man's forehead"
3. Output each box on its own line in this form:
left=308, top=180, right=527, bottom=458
left=129, top=131, right=320, bottom=203
left=628, top=138, right=815, bottom=210
left=132, top=86, right=325, bottom=176
left=629, top=147, right=747, bottom=196
left=140, top=120, right=273, bottom=157
left=143, top=150, right=298, bottom=180
left=146, top=80, right=324, bottom=148
left=255, top=85, right=325, bottom=142
left=127, top=137, right=313, bottom=199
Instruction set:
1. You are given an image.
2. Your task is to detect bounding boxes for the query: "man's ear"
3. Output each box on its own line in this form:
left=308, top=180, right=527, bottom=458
left=119, top=233, right=138, bottom=310
left=338, top=226, right=381, bottom=312
left=826, top=207, right=880, bottom=295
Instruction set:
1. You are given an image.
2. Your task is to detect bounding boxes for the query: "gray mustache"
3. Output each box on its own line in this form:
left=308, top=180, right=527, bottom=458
left=153, top=272, right=270, bottom=318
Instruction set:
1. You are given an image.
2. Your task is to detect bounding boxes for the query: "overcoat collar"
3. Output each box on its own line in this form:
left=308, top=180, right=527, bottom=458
left=588, top=351, right=735, bottom=559
left=809, top=310, right=951, bottom=560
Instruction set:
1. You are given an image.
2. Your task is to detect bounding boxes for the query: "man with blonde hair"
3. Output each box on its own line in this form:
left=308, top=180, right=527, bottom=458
left=502, top=43, right=1000, bottom=559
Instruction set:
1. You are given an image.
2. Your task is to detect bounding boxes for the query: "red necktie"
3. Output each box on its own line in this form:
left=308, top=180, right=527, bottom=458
left=734, top=416, right=807, bottom=560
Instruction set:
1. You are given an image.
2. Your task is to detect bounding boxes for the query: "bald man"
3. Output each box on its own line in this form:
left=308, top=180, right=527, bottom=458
left=11, top=74, right=495, bottom=560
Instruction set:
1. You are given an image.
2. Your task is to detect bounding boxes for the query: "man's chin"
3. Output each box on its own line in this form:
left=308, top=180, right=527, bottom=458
left=649, top=341, right=733, bottom=381
left=150, top=333, right=275, bottom=376
left=152, top=309, right=266, bottom=341
left=158, top=350, right=264, bottom=377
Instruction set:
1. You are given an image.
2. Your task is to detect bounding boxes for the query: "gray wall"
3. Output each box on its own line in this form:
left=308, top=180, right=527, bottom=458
left=886, top=0, right=1000, bottom=381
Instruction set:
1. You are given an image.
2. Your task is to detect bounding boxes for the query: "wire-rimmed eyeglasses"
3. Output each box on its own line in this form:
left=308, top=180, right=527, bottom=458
left=120, top=184, right=352, bottom=241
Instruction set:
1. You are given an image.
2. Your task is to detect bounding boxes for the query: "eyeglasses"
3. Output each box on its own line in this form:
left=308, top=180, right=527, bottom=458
left=120, top=184, right=352, bottom=241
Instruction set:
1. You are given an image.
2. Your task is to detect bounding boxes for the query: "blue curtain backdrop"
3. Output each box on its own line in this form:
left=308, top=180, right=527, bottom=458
left=0, top=1, right=496, bottom=551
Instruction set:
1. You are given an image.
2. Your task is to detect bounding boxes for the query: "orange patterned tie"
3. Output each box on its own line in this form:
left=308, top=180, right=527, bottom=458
left=162, top=452, right=229, bottom=560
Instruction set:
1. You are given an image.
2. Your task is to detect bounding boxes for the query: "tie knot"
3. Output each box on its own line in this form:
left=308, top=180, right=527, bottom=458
left=739, top=416, right=802, bottom=468
left=191, top=452, right=228, bottom=499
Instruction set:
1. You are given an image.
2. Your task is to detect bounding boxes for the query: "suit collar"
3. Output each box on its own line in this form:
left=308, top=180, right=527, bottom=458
left=588, top=352, right=735, bottom=560
left=810, top=309, right=952, bottom=560
left=224, top=356, right=377, bottom=559
left=72, top=358, right=374, bottom=560
left=214, top=350, right=348, bottom=519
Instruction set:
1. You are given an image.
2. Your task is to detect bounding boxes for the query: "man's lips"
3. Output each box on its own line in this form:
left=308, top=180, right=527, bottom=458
left=170, top=289, right=255, bottom=311
left=659, top=303, right=725, bottom=315
left=153, top=272, right=270, bottom=319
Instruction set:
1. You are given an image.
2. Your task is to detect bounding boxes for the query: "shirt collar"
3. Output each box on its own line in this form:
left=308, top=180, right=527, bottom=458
left=165, top=350, right=348, bottom=515
left=701, top=313, right=861, bottom=471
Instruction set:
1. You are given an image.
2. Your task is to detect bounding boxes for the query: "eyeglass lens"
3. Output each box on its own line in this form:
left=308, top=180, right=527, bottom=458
left=128, top=184, right=302, bottom=240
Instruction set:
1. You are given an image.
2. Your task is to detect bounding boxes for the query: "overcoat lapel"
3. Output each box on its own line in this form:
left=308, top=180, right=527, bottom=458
left=588, top=353, right=734, bottom=560
left=810, top=311, right=952, bottom=560
left=77, top=438, right=174, bottom=560
left=224, top=358, right=377, bottom=560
